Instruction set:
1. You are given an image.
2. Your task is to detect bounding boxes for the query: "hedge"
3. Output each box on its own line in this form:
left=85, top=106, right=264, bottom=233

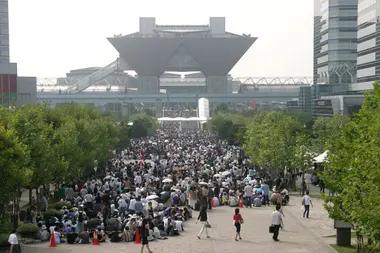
left=18, top=224, right=39, bottom=238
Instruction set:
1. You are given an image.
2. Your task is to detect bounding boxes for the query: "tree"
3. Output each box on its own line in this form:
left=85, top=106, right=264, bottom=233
left=215, top=103, right=229, bottom=113
left=116, top=121, right=130, bottom=151
left=10, top=104, right=63, bottom=201
left=0, top=124, right=29, bottom=223
left=207, top=112, right=248, bottom=145
left=128, top=114, right=158, bottom=138
left=312, top=114, right=348, bottom=154
left=244, top=111, right=304, bottom=174
left=321, top=82, right=380, bottom=251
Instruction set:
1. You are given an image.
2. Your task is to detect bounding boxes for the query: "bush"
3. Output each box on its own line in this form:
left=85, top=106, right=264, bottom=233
left=0, top=222, right=12, bottom=234
left=66, top=233, right=78, bottom=244
left=0, top=233, right=8, bottom=247
left=53, top=201, right=72, bottom=210
left=43, top=209, right=63, bottom=221
left=17, top=224, right=39, bottom=238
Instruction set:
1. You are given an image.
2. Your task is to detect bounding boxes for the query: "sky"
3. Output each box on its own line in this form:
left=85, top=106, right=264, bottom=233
left=9, top=0, right=313, bottom=78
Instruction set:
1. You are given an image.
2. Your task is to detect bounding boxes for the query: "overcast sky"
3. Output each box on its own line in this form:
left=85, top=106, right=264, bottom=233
left=9, top=0, right=313, bottom=78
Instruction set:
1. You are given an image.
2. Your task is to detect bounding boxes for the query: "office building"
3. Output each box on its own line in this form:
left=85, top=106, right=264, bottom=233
left=0, top=0, right=37, bottom=107
left=0, top=0, right=9, bottom=63
left=352, top=0, right=379, bottom=91
left=314, top=0, right=358, bottom=84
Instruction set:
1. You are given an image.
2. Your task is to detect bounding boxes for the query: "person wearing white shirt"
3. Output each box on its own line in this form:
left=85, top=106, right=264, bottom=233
left=135, top=186, right=142, bottom=197
left=135, top=173, right=142, bottom=185
left=271, top=205, right=283, bottom=241
left=8, top=229, right=20, bottom=253
left=302, top=191, right=313, bottom=218
left=129, top=198, right=136, bottom=214
left=118, top=197, right=128, bottom=218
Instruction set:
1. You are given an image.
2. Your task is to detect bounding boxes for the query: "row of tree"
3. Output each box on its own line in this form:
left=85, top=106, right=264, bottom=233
left=0, top=103, right=158, bottom=223
left=209, top=83, right=380, bottom=251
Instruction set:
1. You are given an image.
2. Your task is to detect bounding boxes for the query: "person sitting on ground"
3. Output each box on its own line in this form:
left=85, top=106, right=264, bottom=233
left=78, top=228, right=90, bottom=244
left=54, top=226, right=65, bottom=244
left=40, top=225, right=50, bottom=242
left=97, top=227, right=106, bottom=243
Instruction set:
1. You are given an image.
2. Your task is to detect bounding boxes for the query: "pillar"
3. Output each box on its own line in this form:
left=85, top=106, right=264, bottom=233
left=155, top=100, right=163, bottom=117
left=206, top=76, right=228, bottom=94
left=138, top=76, right=160, bottom=94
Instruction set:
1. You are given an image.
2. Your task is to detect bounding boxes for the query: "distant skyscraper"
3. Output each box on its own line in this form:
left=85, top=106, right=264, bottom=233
left=314, top=0, right=358, bottom=85
left=355, top=0, right=379, bottom=90
left=0, top=0, right=9, bottom=63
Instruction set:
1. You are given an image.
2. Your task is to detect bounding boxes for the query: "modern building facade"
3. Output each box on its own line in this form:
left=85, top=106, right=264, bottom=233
left=314, top=0, right=358, bottom=85
left=0, top=0, right=9, bottom=63
left=352, top=0, right=380, bottom=91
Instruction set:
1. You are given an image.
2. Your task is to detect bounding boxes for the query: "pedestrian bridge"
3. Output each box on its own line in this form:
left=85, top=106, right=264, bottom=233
left=37, top=91, right=299, bottom=105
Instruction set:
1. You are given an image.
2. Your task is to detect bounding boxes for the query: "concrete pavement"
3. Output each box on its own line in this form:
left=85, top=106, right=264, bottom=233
left=22, top=200, right=337, bottom=253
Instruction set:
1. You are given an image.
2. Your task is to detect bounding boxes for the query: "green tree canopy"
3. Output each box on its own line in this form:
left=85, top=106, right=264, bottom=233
left=128, top=113, right=159, bottom=138
left=0, top=124, right=29, bottom=222
left=321, top=82, right=380, bottom=251
left=244, top=111, right=304, bottom=172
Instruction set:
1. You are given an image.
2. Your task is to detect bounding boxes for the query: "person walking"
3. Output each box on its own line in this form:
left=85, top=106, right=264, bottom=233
left=270, top=205, right=282, bottom=242
left=302, top=191, right=313, bottom=218
left=8, top=229, right=21, bottom=253
left=140, top=218, right=153, bottom=253
left=233, top=208, right=243, bottom=241
left=196, top=206, right=210, bottom=239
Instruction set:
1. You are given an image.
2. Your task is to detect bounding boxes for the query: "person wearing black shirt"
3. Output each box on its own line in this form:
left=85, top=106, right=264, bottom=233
left=140, top=218, right=153, bottom=253
left=196, top=206, right=210, bottom=239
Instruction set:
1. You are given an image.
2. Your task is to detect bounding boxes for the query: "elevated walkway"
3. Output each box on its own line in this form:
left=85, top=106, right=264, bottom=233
left=64, top=59, right=120, bottom=94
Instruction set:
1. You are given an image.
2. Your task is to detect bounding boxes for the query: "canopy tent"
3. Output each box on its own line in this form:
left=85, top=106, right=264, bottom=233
left=313, top=150, right=329, bottom=163
left=158, top=117, right=208, bottom=122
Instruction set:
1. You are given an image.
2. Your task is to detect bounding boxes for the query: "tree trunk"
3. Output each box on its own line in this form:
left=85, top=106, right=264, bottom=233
left=28, top=187, right=32, bottom=206
left=35, top=187, right=39, bottom=202
left=301, top=172, right=305, bottom=196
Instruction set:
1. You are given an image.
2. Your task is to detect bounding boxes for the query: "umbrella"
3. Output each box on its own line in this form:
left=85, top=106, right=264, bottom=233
left=162, top=178, right=172, bottom=183
left=199, top=182, right=208, bottom=185
left=144, top=200, right=158, bottom=209
left=146, top=195, right=159, bottom=200
left=222, top=171, right=231, bottom=177
left=104, top=175, right=112, bottom=180
left=213, top=174, right=222, bottom=178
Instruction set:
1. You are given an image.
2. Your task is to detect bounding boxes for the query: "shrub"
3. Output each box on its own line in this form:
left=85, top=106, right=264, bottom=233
left=0, top=222, right=12, bottom=234
left=43, top=209, right=63, bottom=221
left=53, top=201, right=71, bottom=210
left=17, top=224, right=39, bottom=238
left=0, top=233, right=8, bottom=247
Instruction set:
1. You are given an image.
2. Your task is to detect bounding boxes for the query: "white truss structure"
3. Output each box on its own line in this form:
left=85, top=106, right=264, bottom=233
left=37, top=76, right=313, bottom=93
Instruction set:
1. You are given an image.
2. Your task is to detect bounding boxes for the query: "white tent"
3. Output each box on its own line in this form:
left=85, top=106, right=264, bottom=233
left=313, top=150, right=329, bottom=163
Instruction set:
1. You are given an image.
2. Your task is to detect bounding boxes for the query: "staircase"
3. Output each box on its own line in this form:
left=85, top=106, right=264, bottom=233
left=64, top=58, right=120, bottom=94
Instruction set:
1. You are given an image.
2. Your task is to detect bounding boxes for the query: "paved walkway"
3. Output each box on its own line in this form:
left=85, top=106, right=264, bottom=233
left=22, top=199, right=337, bottom=253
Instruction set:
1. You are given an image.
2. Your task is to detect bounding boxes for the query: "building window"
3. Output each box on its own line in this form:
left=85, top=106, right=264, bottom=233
left=1, top=39, right=8, bottom=46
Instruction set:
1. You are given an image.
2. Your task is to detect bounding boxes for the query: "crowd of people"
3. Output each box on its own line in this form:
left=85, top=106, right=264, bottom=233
left=16, top=127, right=297, bottom=252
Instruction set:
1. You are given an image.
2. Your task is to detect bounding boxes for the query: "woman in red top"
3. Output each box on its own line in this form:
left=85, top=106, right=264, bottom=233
left=233, top=208, right=243, bottom=241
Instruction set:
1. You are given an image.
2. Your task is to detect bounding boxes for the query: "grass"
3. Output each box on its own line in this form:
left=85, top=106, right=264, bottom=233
left=330, top=244, right=356, bottom=253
